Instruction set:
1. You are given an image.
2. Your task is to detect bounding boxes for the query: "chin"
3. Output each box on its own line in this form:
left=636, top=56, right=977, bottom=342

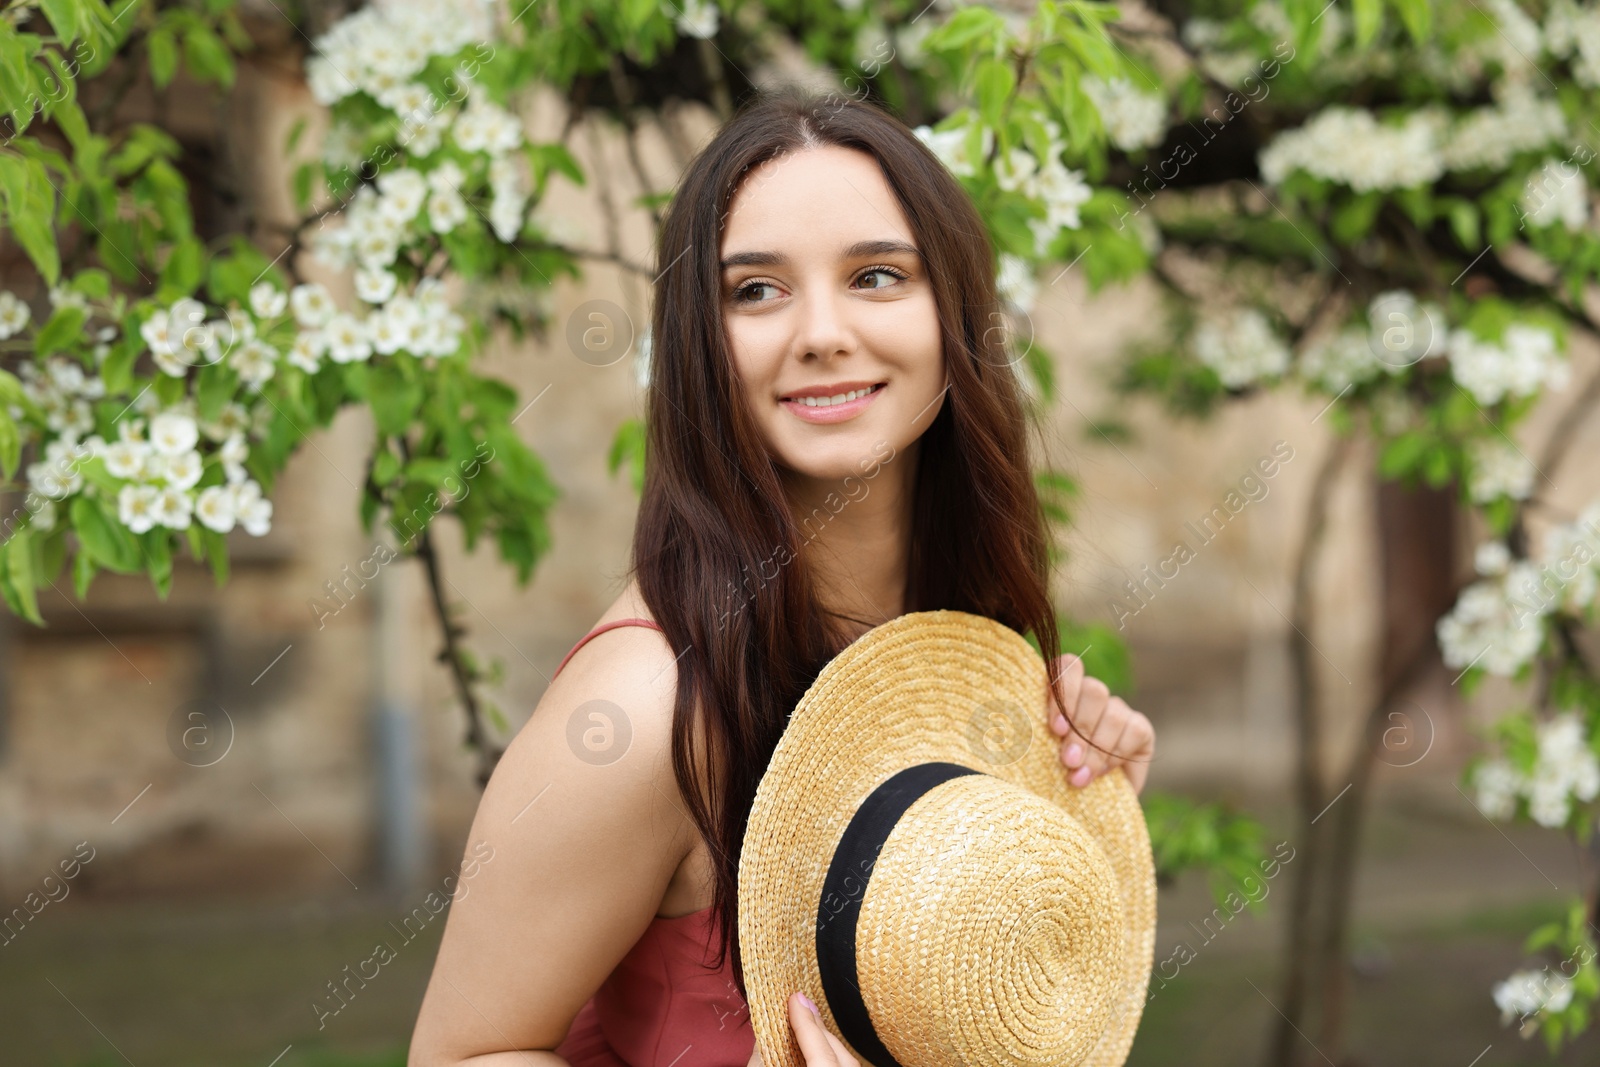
left=774, top=431, right=902, bottom=485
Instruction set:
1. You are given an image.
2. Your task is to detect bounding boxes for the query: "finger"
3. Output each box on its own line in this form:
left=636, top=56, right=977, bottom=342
left=1048, top=654, right=1085, bottom=736
left=1121, top=713, right=1155, bottom=793
left=789, top=992, right=840, bottom=1065
left=1061, top=675, right=1109, bottom=766
left=819, top=1027, right=859, bottom=1067
left=1071, top=697, right=1131, bottom=788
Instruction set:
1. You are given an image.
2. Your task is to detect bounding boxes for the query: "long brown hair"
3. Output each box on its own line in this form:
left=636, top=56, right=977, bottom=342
left=631, top=86, right=1069, bottom=995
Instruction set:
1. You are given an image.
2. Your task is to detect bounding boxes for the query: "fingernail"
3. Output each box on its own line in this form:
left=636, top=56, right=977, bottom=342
left=799, top=991, right=819, bottom=1017
left=1071, top=766, right=1092, bottom=787
left=1050, top=713, right=1067, bottom=735
left=1065, top=743, right=1083, bottom=765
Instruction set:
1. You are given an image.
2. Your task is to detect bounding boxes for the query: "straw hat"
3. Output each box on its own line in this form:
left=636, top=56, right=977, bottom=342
left=738, top=610, right=1156, bottom=1067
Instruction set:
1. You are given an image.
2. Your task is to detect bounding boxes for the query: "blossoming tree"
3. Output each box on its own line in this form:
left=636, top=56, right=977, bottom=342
left=7, top=0, right=1600, bottom=1060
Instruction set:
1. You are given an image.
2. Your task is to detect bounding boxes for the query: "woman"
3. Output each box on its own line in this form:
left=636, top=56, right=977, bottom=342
left=407, top=87, right=1155, bottom=1067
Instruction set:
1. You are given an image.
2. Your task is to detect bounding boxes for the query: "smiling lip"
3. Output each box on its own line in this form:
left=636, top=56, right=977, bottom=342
left=779, top=381, right=886, bottom=424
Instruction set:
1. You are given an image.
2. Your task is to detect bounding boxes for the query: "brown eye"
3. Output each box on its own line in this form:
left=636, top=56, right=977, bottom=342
left=857, top=265, right=911, bottom=289
left=731, top=279, right=780, bottom=304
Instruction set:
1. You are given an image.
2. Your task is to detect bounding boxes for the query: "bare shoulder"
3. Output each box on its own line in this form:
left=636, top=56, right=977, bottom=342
left=405, top=580, right=697, bottom=1061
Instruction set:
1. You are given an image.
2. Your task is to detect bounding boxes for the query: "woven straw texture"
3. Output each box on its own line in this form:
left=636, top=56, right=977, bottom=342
left=738, top=610, right=1156, bottom=1067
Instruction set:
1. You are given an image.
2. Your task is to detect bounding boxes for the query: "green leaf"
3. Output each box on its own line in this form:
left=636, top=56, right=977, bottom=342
left=372, top=447, right=401, bottom=487
left=195, top=361, right=237, bottom=421
left=71, top=542, right=95, bottom=598
left=0, top=155, right=63, bottom=284
left=33, top=304, right=86, bottom=355
left=2, top=528, right=44, bottom=625
left=158, top=235, right=205, bottom=300
left=145, top=529, right=172, bottom=598
left=1446, top=197, right=1481, bottom=250
left=1352, top=0, right=1383, bottom=48
left=365, top=362, right=423, bottom=437
left=182, top=25, right=234, bottom=88
left=70, top=495, right=142, bottom=573
left=0, top=409, right=19, bottom=482
left=928, top=6, right=1005, bottom=51
left=1389, top=0, right=1433, bottom=45
left=148, top=27, right=178, bottom=88
left=1331, top=192, right=1382, bottom=244
left=974, top=57, right=1016, bottom=129
left=40, top=0, right=83, bottom=43
left=606, top=418, right=646, bottom=494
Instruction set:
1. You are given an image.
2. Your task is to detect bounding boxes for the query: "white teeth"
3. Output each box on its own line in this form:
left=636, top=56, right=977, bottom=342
left=794, top=385, right=877, bottom=407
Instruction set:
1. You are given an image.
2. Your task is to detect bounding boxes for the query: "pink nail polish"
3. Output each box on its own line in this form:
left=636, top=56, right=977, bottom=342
left=1066, top=743, right=1082, bottom=764
left=798, top=991, right=820, bottom=1017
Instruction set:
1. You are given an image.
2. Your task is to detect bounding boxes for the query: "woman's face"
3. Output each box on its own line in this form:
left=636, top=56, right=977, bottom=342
left=719, top=145, right=946, bottom=485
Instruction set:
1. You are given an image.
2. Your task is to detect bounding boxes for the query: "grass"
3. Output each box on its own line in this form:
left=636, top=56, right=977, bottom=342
left=4, top=879, right=1596, bottom=1065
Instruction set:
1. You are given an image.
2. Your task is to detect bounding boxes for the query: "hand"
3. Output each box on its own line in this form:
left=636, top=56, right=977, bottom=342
left=745, top=992, right=859, bottom=1067
left=1047, top=653, right=1155, bottom=794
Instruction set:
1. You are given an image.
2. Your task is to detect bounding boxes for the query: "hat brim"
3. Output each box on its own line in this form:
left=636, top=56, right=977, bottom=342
left=738, top=610, right=1155, bottom=1067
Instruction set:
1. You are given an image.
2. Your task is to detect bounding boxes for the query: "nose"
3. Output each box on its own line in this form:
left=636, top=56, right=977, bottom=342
left=794, top=277, right=855, bottom=362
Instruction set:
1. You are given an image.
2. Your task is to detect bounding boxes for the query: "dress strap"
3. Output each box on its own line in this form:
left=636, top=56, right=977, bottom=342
left=553, top=617, right=665, bottom=679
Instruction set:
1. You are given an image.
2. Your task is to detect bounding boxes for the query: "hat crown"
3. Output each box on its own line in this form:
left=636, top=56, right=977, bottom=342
left=846, top=770, right=1127, bottom=1065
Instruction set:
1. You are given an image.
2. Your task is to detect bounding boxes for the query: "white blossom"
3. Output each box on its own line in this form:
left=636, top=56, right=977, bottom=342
left=1539, top=508, right=1600, bottom=612
left=195, top=484, right=238, bottom=533
left=1494, top=969, right=1574, bottom=1027
left=1467, top=438, right=1536, bottom=503
left=913, top=120, right=993, bottom=180
left=202, top=402, right=250, bottom=442
left=1436, top=562, right=1548, bottom=676
left=163, top=450, right=203, bottom=491
left=1298, top=329, right=1378, bottom=393
left=428, top=189, right=470, bottom=233
left=232, top=338, right=279, bottom=390
left=996, top=254, right=1037, bottom=315
left=1439, top=82, right=1567, bottom=171
left=221, top=433, right=250, bottom=485
left=325, top=313, right=373, bottom=363
left=1475, top=541, right=1512, bottom=576
left=675, top=0, right=718, bottom=39
left=118, top=483, right=160, bottom=533
left=0, top=291, right=32, bottom=338
left=1083, top=75, right=1167, bottom=151
left=355, top=267, right=399, bottom=304
left=153, top=485, right=193, bottom=529
left=249, top=282, right=288, bottom=319
left=1474, top=759, right=1522, bottom=820
left=1195, top=307, right=1290, bottom=388
left=291, top=283, right=337, bottom=328
left=104, top=438, right=148, bottom=480
left=377, top=167, right=429, bottom=222
left=234, top=479, right=274, bottom=536
left=452, top=99, right=523, bottom=155
left=1519, top=156, right=1590, bottom=231
left=1259, top=107, right=1447, bottom=191
left=288, top=332, right=326, bottom=373
left=306, top=0, right=489, bottom=106
left=149, top=411, right=200, bottom=456
left=1448, top=323, right=1569, bottom=406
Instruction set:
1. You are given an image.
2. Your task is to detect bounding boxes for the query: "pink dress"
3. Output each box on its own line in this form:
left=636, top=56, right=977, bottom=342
left=551, top=618, right=755, bottom=1067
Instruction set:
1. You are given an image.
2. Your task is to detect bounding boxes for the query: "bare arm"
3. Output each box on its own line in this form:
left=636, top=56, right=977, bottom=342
left=408, top=624, right=698, bottom=1066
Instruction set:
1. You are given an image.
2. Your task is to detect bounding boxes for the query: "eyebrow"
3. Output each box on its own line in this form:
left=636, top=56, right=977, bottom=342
left=719, top=239, right=923, bottom=270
